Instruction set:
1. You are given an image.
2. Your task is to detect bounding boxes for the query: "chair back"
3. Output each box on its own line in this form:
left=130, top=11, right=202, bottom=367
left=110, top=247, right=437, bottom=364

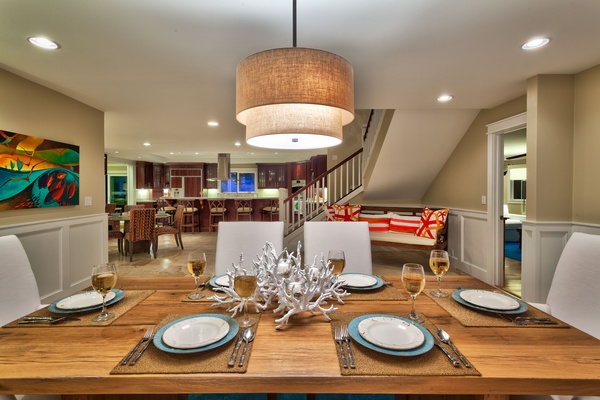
left=0, top=235, right=42, bottom=325
left=545, top=232, right=600, bottom=339
left=215, top=221, right=284, bottom=275
left=128, top=208, right=156, bottom=242
left=209, top=200, right=226, bottom=215
left=105, top=203, right=117, bottom=213
left=173, top=205, right=185, bottom=229
left=124, top=204, right=145, bottom=212
left=303, top=221, right=373, bottom=274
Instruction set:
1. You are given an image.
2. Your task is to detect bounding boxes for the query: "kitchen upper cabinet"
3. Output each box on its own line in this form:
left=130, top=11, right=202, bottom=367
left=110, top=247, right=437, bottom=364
left=309, top=155, right=327, bottom=181
left=290, top=161, right=309, bottom=181
left=204, top=163, right=218, bottom=189
left=257, top=164, right=287, bottom=188
left=136, top=162, right=166, bottom=189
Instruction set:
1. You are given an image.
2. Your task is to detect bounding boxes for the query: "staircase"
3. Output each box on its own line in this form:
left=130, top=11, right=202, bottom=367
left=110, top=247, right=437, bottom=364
left=280, top=109, right=386, bottom=242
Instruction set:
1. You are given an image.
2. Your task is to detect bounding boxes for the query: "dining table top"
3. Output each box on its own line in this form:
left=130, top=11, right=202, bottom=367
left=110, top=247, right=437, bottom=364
left=2, top=274, right=600, bottom=400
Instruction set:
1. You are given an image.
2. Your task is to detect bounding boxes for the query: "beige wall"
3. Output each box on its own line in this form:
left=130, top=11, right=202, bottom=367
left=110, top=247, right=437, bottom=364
left=0, top=68, right=105, bottom=226
left=526, top=75, right=574, bottom=222
left=327, top=109, right=369, bottom=169
left=423, top=96, right=527, bottom=210
left=573, top=65, right=600, bottom=224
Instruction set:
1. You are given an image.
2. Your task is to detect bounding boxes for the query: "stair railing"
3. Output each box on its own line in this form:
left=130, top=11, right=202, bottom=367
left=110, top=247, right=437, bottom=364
left=282, top=149, right=363, bottom=235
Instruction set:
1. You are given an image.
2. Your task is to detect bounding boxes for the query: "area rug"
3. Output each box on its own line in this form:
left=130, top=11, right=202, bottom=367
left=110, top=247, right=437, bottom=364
left=504, top=241, right=521, bottom=261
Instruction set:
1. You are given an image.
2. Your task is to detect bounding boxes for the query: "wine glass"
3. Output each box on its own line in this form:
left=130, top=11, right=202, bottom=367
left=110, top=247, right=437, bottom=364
left=327, top=250, right=346, bottom=278
left=429, top=250, right=450, bottom=298
left=187, top=251, right=207, bottom=300
left=402, top=263, right=426, bottom=323
left=91, top=263, right=118, bottom=322
left=234, top=269, right=257, bottom=328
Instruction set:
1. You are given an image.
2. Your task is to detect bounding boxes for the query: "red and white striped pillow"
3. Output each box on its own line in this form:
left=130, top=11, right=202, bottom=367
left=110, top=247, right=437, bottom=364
left=389, top=214, right=421, bottom=234
left=415, top=207, right=448, bottom=239
left=359, top=213, right=390, bottom=232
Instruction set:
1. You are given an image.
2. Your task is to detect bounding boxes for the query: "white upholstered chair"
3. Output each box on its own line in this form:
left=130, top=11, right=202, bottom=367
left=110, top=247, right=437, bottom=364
left=214, top=221, right=285, bottom=275
left=513, top=232, right=600, bottom=400
left=0, top=235, right=60, bottom=400
left=303, top=221, right=373, bottom=274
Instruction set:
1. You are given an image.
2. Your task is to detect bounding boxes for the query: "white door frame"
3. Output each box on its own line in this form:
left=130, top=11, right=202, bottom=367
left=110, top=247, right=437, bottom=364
left=486, top=112, right=527, bottom=285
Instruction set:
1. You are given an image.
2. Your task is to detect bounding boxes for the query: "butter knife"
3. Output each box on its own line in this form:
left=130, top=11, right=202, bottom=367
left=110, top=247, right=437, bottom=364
left=433, top=337, right=460, bottom=367
left=228, top=329, right=246, bottom=367
left=22, top=316, right=80, bottom=321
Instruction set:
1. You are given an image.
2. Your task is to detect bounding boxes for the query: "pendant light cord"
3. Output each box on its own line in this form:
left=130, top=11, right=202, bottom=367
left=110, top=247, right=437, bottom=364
left=292, top=0, right=297, bottom=47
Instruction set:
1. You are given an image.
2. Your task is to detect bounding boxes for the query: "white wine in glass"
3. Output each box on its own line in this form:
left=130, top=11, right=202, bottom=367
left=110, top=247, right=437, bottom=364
left=234, top=272, right=257, bottom=328
left=402, top=263, right=426, bottom=323
left=327, top=250, right=346, bottom=277
left=187, top=251, right=207, bottom=300
left=429, top=250, right=450, bottom=298
left=91, top=263, right=118, bottom=322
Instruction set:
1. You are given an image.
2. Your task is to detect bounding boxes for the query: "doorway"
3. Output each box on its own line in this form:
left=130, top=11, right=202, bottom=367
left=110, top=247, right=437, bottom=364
left=502, top=129, right=526, bottom=296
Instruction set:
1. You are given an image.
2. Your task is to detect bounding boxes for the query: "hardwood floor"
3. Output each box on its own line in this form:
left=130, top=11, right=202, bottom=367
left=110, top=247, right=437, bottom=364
left=503, top=257, right=522, bottom=297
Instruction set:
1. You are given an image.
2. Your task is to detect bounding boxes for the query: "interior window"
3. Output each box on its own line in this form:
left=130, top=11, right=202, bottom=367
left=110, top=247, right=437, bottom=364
left=221, top=169, right=256, bottom=193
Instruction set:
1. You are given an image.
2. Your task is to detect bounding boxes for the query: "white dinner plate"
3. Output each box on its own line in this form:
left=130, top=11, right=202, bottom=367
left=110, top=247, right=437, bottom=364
left=338, top=273, right=378, bottom=288
left=214, top=275, right=230, bottom=287
left=357, top=315, right=425, bottom=350
left=459, top=289, right=520, bottom=311
left=56, top=291, right=117, bottom=310
left=162, top=316, right=230, bottom=349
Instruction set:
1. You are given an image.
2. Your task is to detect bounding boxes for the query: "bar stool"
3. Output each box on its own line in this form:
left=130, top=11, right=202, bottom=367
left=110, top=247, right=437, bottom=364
left=208, top=199, right=227, bottom=233
left=181, top=200, right=199, bottom=234
left=261, top=199, right=279, bottom=221
left=235, top=199, right=253, bottom=221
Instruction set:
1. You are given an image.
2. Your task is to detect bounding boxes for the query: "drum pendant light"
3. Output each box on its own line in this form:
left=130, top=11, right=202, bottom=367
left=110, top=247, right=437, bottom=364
left=236, top=0, right=354, bottom=149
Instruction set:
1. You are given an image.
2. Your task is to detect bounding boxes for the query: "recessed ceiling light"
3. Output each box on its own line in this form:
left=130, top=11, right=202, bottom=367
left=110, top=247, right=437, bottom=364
left=208, top=121, right=219, bottom=127
left=521, top=37, right=550, bottom=50
left=234, top=141, right=241, bottom=147
left=437, top=94, right=454, bottom=102
left=143, top=142, right=151, bottom=146
left=27, top=36, right=60, bottom=50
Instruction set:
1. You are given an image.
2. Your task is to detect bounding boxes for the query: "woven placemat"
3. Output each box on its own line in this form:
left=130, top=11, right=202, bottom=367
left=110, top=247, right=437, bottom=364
left=180, top=286, right=227, bottom=302
left=330, top=312, right=480, bottom=376
left=425, top=289, right=569, bottom=328
left=3, top=290, right=155, bottom=328
left=111, top=312, right=261, bottom=374
left=343, top=285, right=407, bottom=301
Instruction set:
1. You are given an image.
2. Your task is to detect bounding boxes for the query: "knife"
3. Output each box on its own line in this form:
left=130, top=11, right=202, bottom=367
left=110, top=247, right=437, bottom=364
left=228, top=329, right=246, bottom=367
left=433, top=337, right=460, bottom=367
left=20, top=316, right=80, bottom=323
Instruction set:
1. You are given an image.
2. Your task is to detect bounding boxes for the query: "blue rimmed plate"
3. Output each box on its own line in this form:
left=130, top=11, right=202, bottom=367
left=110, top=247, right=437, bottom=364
left=154, top=314, right=239, bottom=354
left=338, top=273, right=383, bottom=291
left=210, top=274, right=230, bottom=288
left=48, top=289, right=125, bottom=314
left=452, top=288, right=528, bottom=314
left=348, top=314, right=434, bottom=356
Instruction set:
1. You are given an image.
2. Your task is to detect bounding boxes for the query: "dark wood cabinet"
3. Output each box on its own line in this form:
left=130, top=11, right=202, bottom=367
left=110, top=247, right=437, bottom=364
left=309, top=155, right=327, bottom=181
left=153, top=164, right=165, bottom=188
left=257, top=164, right=287, bottom=188
left=135, top=162, right=153, bottom=189
left=204, top=163, right=218, bottom=189
left=290, top=161, right=309, bottom=181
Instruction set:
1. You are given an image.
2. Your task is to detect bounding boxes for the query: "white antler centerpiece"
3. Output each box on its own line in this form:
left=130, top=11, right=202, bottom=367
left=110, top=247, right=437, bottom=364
left=208, top=241, right=349, bottom=329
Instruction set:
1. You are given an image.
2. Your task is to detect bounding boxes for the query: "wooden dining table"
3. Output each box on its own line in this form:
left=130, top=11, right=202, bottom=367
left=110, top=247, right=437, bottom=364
left=1, top=274, right=600, bottom=400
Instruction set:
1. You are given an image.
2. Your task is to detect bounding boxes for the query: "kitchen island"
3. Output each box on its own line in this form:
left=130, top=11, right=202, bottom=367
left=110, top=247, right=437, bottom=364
left=162, top=197, right=279, bottom=232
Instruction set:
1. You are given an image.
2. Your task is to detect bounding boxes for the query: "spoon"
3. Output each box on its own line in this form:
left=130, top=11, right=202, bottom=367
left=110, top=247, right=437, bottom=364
left=238, top=327, right=255, bottom=367
left=437, top=328, right=471, bottom=368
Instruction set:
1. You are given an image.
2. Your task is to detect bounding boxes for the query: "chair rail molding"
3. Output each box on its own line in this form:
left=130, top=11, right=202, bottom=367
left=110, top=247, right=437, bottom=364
left=0, top=214, right=108, bottom=303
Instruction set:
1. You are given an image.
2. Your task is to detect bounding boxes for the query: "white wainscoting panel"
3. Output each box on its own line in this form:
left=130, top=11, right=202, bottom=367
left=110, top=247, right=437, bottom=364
left=447, top=209, right=489, bottom=283
left=0, top=214, right=108, bottom=303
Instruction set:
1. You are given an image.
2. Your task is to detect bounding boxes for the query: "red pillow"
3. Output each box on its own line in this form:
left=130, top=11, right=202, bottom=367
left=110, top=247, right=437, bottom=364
left=334, top=204, right=361, bottom=221
left=389, top=214, right=421, bottom=233
left=359, top=214, right=390, bottom=232
left=324, top=205, right=337, bottom=221
left=415, top=207, right=448, bottom=239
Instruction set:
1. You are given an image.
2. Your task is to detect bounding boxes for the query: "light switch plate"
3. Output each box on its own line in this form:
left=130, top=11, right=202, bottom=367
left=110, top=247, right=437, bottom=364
left=84, top=196, right=92, bottom=206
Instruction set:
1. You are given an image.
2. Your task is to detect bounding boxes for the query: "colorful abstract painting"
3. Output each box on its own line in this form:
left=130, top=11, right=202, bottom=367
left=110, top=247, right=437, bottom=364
left=0, top=130, right=79, bottom=209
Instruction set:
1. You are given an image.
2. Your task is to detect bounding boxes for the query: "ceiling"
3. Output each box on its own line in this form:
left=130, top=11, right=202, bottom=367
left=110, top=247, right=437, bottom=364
left=1, top=1, right=599, bottom=172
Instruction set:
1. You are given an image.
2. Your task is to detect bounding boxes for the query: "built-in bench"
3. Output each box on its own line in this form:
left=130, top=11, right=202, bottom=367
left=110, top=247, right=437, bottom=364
left=359, top=206, right=448, bottom=251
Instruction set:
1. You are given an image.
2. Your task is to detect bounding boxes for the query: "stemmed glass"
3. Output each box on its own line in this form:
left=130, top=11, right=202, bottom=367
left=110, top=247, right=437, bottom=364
left=234, top=269, right=257, bottom=328
left=429, top=250, right=450, bottom=298
left=402, top=263, right=426, bottom=323
left=91, top=263, right=118, bottom=322
left=187, top=251, right=207, bottom=300
left=327, top=250, right=346, bottom=278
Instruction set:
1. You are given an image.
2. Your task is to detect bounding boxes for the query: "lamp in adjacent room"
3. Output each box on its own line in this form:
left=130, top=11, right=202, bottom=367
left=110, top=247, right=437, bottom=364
left=235, top=0, right=354, bottom=150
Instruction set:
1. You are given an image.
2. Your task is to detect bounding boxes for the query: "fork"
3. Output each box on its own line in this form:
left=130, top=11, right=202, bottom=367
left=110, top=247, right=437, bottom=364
left=340, top=325, right=356, bottom=368
left=378, top=275, right=393, bottom=286
left=334, top=327, right=348, bottom=368
left=121, top=326, right=154, bottom=365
